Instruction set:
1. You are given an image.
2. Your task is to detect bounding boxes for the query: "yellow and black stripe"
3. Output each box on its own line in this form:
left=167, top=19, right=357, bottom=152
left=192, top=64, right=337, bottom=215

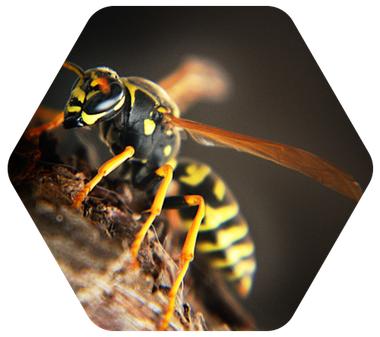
left=172, top=158, right=256, bottom=296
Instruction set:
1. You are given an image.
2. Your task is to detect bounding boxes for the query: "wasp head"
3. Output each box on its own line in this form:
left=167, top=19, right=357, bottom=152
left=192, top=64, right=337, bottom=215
left=63, top=64, right=128, bottom=129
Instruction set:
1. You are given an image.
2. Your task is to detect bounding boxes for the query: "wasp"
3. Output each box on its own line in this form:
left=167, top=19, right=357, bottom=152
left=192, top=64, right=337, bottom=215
left=25, top=58, right=362, bottom=330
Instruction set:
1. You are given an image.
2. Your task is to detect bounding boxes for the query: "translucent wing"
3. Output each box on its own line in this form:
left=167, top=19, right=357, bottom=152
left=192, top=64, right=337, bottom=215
left=159, top=56, right=231, bottom=113
left=166, top=115, right=362, bottom=201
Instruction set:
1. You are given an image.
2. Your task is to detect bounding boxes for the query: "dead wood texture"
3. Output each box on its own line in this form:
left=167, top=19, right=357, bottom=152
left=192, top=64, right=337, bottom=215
left=9, top=134, right=243, bottom=331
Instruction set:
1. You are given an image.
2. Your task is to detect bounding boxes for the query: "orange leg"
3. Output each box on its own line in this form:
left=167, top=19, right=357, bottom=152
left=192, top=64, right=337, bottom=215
left=130, top=164, right=174, bottom=261
left=72, top=146, right=135, bottom=207
left=159, top=195, right=205, bottom=330
left=128, top=167, right=204, bottom=330
left=25, top=109, right=64, bottom=140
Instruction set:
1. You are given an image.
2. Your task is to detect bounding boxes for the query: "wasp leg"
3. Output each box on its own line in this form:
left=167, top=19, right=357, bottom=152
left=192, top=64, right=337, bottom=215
left=130, top=164, right=174, bottom=262
left=158, top=195, right=205, bottom=330
left=25, top=108, right=64, bottom=140
left=72, top=146, right=135, bottom=207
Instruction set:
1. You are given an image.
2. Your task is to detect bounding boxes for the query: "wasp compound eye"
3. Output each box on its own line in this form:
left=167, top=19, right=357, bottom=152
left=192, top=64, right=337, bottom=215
left=83, top=82, right=125, bottom=116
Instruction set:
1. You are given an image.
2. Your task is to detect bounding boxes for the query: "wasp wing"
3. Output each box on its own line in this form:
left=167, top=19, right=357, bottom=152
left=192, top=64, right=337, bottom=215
left=159, top=56, right=231, bottom=113
left=167, top=115, right=362, bottom=201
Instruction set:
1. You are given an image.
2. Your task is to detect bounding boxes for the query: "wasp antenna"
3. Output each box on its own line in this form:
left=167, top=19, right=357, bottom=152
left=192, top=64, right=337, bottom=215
left=63, top=61, right=85, bottom=79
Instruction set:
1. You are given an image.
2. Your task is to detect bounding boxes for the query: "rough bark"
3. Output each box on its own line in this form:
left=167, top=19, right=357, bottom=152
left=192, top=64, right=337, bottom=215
left=10, top=134, right=254, bottom=331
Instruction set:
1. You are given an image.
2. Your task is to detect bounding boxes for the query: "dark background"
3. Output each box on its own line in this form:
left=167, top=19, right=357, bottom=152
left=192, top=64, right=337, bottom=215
left=40, top=7, right=372, bottom=330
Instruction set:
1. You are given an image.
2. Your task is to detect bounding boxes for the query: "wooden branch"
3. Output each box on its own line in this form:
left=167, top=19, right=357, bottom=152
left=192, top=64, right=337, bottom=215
left=10, top=152, right=211, bottom=330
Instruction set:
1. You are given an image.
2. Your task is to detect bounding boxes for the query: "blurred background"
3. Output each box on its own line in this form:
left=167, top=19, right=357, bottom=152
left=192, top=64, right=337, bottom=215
left=38, top=7, right=372, bottom=330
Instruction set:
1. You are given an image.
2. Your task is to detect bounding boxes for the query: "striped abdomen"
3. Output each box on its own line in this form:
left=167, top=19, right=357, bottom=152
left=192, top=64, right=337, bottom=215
left=173, top=158, right=256, bottom=296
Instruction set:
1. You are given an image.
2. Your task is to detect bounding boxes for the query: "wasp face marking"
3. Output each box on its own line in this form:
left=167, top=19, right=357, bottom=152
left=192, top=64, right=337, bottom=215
left=70, top=86, right=86, bottom=103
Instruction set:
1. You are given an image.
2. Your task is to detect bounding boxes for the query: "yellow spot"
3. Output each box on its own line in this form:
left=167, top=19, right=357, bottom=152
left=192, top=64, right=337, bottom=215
left=196, top=222, right=249, bottom=253
left=71, top=87, right=85, bottom=103
left=213, top=178, right=226, bottom=201
left=144, top=119, right=156, bottom=135
left=164, top=145, right=172, bottom=157
left=179, top=164, right=211, bottom=186
left=67, top=105, right=81, bottom=113
left=81, top=111, right=107, bottom=125
left=157, top=106, right=170, bottom=113
left=90, top=78, right=99, bottom=87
